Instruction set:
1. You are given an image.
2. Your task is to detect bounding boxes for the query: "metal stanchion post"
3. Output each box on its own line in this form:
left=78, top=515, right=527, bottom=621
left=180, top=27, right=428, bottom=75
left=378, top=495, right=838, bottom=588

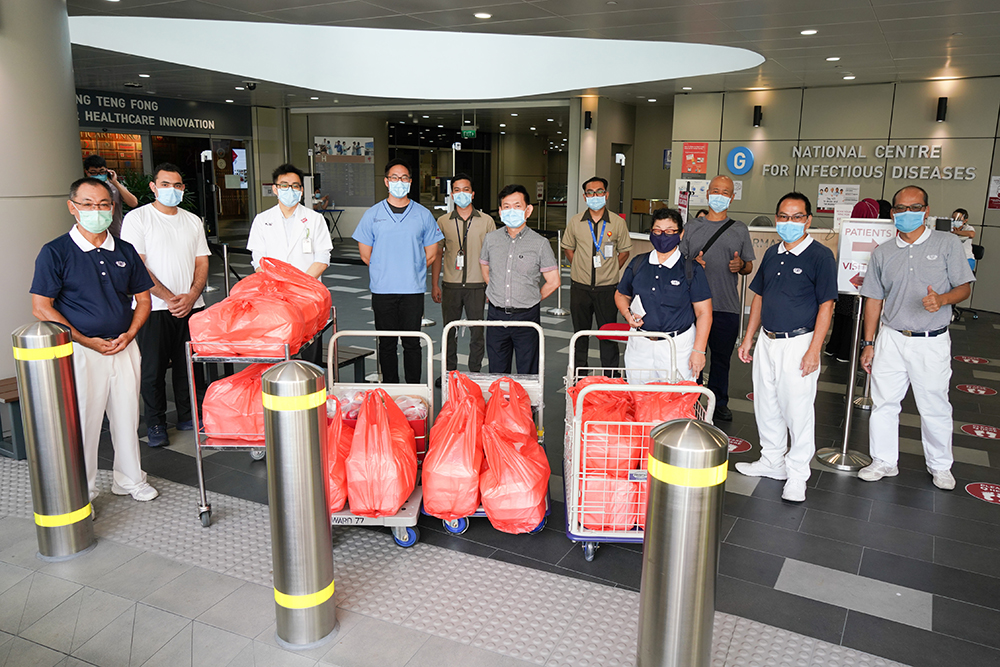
left=12, top=322, right=95, bottom=561
left=637, top=419, right=729, bottom=667
left=736, top=274, right=748, bottom=346
left=816, top=296, right=873, bottom=471
left=547, top=229, right=569, bottom=317
left=262, top=362, right=338, bottom=650
left=223, top=243, right=231, bottom=296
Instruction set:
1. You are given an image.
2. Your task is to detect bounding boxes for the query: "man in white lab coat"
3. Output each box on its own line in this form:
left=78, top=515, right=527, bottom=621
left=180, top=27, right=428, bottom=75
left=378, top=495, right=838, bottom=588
left=246, top=163, right=332, bottom=278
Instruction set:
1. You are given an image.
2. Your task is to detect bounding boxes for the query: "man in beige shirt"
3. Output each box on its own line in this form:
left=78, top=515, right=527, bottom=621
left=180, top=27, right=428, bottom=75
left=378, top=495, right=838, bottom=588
left=431, top=173, right=496, bottom=383
left=562, top=176, right=632, bottom=372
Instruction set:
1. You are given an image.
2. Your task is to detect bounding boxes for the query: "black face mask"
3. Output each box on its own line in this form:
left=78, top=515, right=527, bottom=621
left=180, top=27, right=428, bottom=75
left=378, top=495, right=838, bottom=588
left=650, top=231, right=680, bottom=253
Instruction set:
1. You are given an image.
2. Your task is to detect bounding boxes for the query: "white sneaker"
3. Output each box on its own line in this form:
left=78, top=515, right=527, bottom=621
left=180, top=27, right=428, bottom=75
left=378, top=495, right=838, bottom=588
left=858, top=459, right=898, bottom=482
left=928, top=468, right=955, bottom=491
left=782, top=479, right=807, bottom=502
left=735, top=460, right=787, bottom=480
left=112, top=481, right=159, bottom=502
left=89, top=489, right=99, bottom=502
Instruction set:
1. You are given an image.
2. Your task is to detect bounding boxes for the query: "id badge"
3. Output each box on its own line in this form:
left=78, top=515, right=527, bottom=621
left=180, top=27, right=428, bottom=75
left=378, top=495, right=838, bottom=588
left=593, top=255, right=603, bottom=269
left=603, top=243, right=614, bottom=259
left=456, top=253, right=465, bottom=270
left=302, top=237, right=313, bottom=254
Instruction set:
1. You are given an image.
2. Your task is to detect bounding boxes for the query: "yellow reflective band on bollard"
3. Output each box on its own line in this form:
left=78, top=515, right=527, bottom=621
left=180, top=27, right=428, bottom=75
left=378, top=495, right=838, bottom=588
left=34, top=503, right=93, bottom=527
left=261, top=389, right=326, bottom=412
left=647, top=456, right=728, bottom=488
left=13, top=343, right=73, bottom=361
left=274, top=579, right=335, bottom=609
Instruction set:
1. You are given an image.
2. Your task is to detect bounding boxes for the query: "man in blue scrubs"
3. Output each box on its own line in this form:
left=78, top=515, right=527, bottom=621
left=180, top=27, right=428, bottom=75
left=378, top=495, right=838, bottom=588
left=735, top=192, right=837, bottom=502
left=353, top=159, right=444, bottom=383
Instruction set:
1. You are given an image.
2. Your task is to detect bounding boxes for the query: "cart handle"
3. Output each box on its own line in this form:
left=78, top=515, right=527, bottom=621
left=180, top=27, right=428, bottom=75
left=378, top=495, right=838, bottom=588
left=572, top=381, right=716, bottom=425
left=327, top=328, right=435, bottom=386
left=567, top=329, right=681, bottom=383
left=440, top=319, right=545, bottom=406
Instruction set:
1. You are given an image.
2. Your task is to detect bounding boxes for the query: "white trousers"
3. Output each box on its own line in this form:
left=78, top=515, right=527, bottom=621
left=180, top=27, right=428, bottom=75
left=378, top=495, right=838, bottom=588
left=752, top=332, right=818, bottom=482
left=73, top=341, right=147, bottom=495
left=869, top=327, right=953, bottom=470
left=624, top=326, right=695, bottom=384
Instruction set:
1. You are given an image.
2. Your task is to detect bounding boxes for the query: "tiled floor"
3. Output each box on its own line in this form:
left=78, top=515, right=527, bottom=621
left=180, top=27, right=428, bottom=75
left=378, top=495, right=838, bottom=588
left=10, top=245, right=1000, bottom=666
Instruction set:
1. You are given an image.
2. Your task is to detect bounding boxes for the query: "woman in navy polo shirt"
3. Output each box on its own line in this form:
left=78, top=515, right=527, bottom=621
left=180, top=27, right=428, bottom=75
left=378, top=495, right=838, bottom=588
left=615, top=208, right=713, bottom=383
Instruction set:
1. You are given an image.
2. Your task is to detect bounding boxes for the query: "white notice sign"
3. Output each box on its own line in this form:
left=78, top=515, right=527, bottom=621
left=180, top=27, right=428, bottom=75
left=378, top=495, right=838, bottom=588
left=818, top=184, right=860, bottom=213
left=837, top=218, right=895, bottom=294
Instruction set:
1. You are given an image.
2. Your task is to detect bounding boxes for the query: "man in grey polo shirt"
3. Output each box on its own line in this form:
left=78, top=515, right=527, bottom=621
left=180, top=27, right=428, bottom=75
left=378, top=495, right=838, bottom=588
left=678, top=175, right=755, bottom=420
left=480, top=184, right=560, bottom=374
left=859, top=185, right=975, bottom=490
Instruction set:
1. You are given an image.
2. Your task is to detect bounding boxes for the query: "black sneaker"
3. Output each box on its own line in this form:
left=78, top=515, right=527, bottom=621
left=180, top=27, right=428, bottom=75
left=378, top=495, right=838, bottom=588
left=147, top=424, right=169, bottom=447
left=715, top=405, right=733, bottom=421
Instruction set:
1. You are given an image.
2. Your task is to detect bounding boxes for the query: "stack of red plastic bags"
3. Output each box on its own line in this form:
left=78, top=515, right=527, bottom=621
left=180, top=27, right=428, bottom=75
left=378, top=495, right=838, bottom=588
left=201, top=363, right=273, bottom=448
left=423, top=373, right=551, bottom=534
left=567, top=376, right=700, bottom=531
left=189, top=257, right=331, bottom=357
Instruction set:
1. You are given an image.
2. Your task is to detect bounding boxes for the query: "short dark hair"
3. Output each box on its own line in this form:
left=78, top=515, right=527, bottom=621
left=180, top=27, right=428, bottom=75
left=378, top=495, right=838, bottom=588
left=152, top=162, right=183, bottom=181
left=272, top=163, right=304, bottom=184
left=451, top=172, right=473, bottom=190
left=498, top=184, right=530, bottom=206
left=70, top=177, right=112, bottom=201
left=651, top=208, right=683, bottom=232
left=892, top=185, right=928, bottom=207
left=82, top=155, right=106, bottom=171
left=582, top=176, right=608, bottom=191
left=953, top=208, right=969, bottom=218
left=384, top=158, right=411, bottom=177
left=776, top=192, right=812, bottom=218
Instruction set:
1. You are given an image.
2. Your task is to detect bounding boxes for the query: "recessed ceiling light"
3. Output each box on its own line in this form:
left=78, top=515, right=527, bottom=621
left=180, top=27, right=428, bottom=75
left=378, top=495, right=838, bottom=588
left=334, top=99, right=339, bottom=103
left=826, top=56, right=840, bottom=61
left=800, top=29, right=817, bottom=35
left=138, top=73, right=150, bottom=78
left=464, top=120, right=471, bottom=123
left=235, top=86, right=245, bottom=90
left=843, top=75, right=856, bottom=80
left=474, top=12, right=492, bottom=19
left=438, top=124, right=444, bottom=128
left=310, top=96, right=319, bottom=100
left=225, top=99, right=234, bottom=103
left=422, top=115, right=429, bottom=118
left=500, top=131, right=506, bottom=135
left=682, top=86, right=692, bottom=90
left=647, top=98, right=657, bottom=102
left=511, top=113, right=518, bottom=116
left=530, top=126, right=536, bottom=130
left=557, top=131, right=562, bottom=134
left=547, top=118, right=554, bottom=121
left=499, top=123, right=506, bottom=127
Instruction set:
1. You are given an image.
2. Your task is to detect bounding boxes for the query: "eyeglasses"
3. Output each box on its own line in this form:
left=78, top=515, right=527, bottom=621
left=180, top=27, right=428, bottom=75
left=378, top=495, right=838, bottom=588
left=584, top=189, right=607, bottom=197
left=71, top=200, right=113, bottom=211
left=386, top=175, right=412, bottom=183
left=650, top=228, right=679, bottom=236
left=275, top=183, right=303, bottom=192
left=775, top=213, right=808, bottom=222
left=891, top=204, right=926, bottom=213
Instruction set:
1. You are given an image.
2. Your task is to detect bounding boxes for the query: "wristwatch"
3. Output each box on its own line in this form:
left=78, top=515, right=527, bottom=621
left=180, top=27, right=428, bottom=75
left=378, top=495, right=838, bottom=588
left=860, top=340, right=875, bottom=349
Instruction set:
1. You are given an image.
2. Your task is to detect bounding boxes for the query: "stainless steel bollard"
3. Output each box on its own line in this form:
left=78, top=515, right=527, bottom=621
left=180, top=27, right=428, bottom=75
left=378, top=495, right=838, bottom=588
left=12, top=322, right=95, bottom=561
left=637, top=419, right=729, bottom=667
left=262, top=361, right=338, bottom=650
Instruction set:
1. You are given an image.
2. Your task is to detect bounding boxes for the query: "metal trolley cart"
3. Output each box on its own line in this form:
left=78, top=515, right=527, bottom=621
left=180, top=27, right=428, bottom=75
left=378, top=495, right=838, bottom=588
left=327, top=330, right=435, bottom=548
left=563, top=329, right=716, bottom=561
left=429, top=319, right=549, bottom=536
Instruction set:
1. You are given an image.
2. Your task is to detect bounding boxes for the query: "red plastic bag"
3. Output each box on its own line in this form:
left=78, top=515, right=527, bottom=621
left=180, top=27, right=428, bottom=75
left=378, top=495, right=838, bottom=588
left=230, top=257, right=331, bottom=334
left=567, top=376, right=633, bottom=422
left=423, top=394, right=484, bottom=521
left=632, top=381, right=700, bottom=424
left=323, top=398, right=350, bottom=515
left=201, top=364, right=273, bottom=439
left=484, top=377, right=535, bottom=441
left=346, top=389, right=418, bottom=517
left=569, top=377, right=638, bottom=478
left=446, top=370, right=486, bottom=416
left=190, top=295, right=307, bottom=357
left=581, top=474, right=639, bottom=531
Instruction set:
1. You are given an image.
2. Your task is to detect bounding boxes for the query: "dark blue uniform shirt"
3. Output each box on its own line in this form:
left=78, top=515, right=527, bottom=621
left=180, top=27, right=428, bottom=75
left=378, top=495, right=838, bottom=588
left=30, top=229, right=154, bottom=339
left=617, top=251, right=712, bottom=334
left=749, top=237, right=838, bottom=333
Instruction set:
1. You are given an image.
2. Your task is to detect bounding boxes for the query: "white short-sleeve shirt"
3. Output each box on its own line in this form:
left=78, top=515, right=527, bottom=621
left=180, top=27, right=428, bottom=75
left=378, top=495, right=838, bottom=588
left=247, top=204, right=333, bottom=273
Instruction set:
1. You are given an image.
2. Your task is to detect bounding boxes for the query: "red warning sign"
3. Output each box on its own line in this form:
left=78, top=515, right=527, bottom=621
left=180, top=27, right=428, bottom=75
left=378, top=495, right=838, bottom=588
left=961, top=424, right=1000, bottom=439
left=728, top=437, right=752, bottom=454
left=746, top=393, right=754, bottom=401
left=966, top=482, right=1000, bottom=505
left=957, top=384, right=997, bottom=396
left=954, top=356, right=989, bottom=364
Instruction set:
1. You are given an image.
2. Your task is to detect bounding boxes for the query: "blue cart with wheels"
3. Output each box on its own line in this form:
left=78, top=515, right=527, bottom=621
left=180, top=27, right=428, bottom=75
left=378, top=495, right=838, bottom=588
left=428, top=320, right=550, bottom=536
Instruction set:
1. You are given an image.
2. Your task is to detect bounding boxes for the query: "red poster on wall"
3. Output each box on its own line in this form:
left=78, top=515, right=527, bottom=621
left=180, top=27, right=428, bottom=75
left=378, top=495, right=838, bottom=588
left=682, top=142, right=709, bottom=178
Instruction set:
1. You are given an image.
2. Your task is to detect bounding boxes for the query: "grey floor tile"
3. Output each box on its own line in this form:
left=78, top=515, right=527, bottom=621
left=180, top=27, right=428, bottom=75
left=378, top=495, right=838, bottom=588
left=0, top=572, right=82, bottom=636
left=255, top=609, right=361, bottom=661
left=774, top=559, right=932, bottom=630
left=0, top=517, right=36, bottom=552
left=246, top=640, right=321, bottom=667
left=89, top=552, right=191, bottom=601
left=142, top=566, right=245, bottom=619
left=140, top=622, right=193, bottom=667
left=723, top=473, right=761, bottom=497
left=0, top=561, right=33, bottom=597
left=129, top=603, right=191, bottom=666
left=40, top=539, right=144, bottom=587
left=318, top=615, right=429, bottom=667
left=404, top=635, right=537, bottom=667
left=196, top=582, right=275, bottom=639
left=72, top=603, right=135, bottom=667
left=1, top=636, right=67, bottom=667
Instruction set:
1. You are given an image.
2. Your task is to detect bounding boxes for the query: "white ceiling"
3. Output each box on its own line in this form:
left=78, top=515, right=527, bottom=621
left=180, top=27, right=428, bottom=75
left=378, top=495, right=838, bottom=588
left=68, top=0, right=1000, bottom=110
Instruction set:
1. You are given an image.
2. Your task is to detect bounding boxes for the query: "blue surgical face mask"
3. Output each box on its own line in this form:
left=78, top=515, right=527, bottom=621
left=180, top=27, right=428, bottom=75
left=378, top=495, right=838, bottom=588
left=500, top=208, right=526, bottom=228
left=156, top=187, right=184, bottom=208
left=776, top=221, right=806, bottom=244
left=277, top=187, right=300, bottom=208
left=453, top=191, right=472, bottom=208
left=708, top=194, right=731, bottom=213
left=586, top=196, right=606, bottom=211
left=388, top=180, right=410, bottom=199
left=893, top=211, right=925, bottom=233
left=92, top=173, right=108, bottom=182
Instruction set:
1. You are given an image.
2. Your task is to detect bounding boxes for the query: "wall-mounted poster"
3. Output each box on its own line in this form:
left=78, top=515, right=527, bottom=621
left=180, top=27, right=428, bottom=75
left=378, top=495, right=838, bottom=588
left=987, top=175, right=1000, bottom=210
left=313, top=136, right=376, bottom=207
left=817, top=183, right=860, bottom=213
left=681, top=142, right=708, bottom=178
left=674, top=178, right=711, bottom=208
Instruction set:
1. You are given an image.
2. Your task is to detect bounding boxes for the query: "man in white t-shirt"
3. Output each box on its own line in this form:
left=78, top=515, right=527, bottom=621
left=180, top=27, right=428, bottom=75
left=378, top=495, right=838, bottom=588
left=121, top=163, right=210, bottom=448
left=247, top=163, right=332, bottom=277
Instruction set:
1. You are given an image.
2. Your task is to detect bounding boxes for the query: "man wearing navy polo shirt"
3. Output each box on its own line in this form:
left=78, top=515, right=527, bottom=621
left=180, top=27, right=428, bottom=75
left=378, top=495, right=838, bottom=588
left=30, top=178, right=158, bottom=503
left=354, top=159, right=443, bottom=383
left=735, top=192, right=837, bottom=503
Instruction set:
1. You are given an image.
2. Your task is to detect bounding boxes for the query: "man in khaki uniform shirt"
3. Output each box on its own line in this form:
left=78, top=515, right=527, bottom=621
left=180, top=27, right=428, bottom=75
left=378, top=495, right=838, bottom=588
left=431, top=173, right=496, bottom=382
left=562, top=176, right=632, bottom=372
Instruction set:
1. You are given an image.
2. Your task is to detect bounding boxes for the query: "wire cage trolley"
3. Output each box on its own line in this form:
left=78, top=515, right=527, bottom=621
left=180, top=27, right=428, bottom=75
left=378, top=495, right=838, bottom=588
left=563, top=329, right=716, bottom=561
left=327, top=329, right=435, bottom=548
left=428, top=319, right=550, bottom=536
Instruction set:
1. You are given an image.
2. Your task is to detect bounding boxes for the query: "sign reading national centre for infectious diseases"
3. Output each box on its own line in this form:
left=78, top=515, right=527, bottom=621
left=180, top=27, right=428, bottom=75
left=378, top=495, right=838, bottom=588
left=727, top=147, right=754, bottom=176
left=836, top=219, right=895, bottom=295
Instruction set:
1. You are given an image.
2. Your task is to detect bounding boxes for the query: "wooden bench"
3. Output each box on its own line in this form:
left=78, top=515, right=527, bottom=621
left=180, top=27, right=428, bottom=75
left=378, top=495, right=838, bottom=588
left=0, top=377, right=26, bottom=460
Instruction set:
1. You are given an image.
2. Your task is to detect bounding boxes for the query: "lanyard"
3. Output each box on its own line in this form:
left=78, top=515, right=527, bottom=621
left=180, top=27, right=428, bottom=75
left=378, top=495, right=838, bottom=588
left=454, top=213, right=473, bottom=255
left=382, top=200, right=412, bottom=224
left=589, top=218, right=608, bottom=253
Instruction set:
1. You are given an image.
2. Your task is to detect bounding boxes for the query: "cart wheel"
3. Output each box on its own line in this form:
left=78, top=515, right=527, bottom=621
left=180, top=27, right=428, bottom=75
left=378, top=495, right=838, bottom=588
left=250, top=448, right=265, bottom=461
left=583, top=542, right=598, bottom=562
left=443, top=517, right=469, bottom=535
left=528, top=518, right=547, bottom=534
left=393, top=526, right=420, bottom=548
left=200, top=510, right=211, bottom=528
